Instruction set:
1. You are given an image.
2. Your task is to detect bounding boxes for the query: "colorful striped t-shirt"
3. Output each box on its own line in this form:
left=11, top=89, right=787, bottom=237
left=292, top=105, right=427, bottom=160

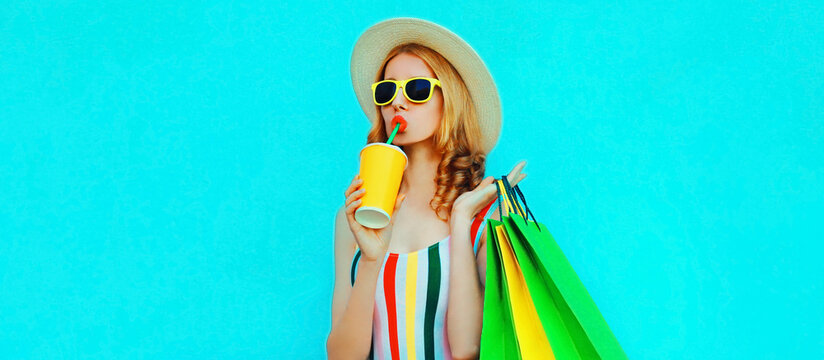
left=350, top=199, right=499, bottom=360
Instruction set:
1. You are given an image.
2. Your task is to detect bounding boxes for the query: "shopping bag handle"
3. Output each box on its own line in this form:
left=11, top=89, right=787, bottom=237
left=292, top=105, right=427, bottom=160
left=503, top=176, right=537, bottom=224
left=495, top=176, right=518, bottom=219
left=496, top=175, right=541, bottom=232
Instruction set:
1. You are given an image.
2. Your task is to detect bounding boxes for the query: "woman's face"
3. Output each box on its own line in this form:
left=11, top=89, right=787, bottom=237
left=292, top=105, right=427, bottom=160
left=380, top=53, right=444, bottom=147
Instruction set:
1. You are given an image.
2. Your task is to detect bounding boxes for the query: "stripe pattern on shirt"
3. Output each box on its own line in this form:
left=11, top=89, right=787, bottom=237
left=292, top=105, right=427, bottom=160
left=350, top=198, right=498, bottom=360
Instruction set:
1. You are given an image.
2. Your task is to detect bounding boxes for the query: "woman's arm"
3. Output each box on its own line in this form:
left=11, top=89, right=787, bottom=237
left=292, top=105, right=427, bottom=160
left=326, top=206, right=381, bottom=360
left=446, top=214, right=485, bottom=360
left=328, top=176, right=407, bottom=359
left=445, top=162, right=528, bottom=359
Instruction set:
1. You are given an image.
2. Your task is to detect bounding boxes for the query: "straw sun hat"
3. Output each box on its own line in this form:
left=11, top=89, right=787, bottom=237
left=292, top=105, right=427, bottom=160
left=350, top=17, right=502, bottom=153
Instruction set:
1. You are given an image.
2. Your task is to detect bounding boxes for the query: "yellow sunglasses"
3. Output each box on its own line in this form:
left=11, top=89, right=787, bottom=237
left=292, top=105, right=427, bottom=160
left=371, top=77, right=442, bottom=106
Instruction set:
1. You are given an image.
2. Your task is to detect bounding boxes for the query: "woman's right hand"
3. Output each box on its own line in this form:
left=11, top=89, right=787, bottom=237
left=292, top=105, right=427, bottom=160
left=344, top=175, right=407, bottom=262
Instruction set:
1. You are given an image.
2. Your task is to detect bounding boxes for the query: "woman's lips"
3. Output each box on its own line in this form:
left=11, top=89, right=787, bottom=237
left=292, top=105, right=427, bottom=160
left=390, top=115, right=408, bottom=133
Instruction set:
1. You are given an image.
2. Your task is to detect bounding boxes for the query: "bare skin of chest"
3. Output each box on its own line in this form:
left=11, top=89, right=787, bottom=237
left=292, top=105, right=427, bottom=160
left=386, top=204, right=450, bottom=254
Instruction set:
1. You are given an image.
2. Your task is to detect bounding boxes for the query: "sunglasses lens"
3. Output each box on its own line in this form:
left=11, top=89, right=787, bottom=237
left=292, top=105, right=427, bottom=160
left=374, top=82, right=397, bottom=104
left=405, top=79, right=433, bottom=102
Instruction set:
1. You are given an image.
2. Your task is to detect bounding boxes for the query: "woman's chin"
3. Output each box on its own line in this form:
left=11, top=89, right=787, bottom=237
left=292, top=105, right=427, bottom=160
left=392, top=137, right=427, bottom=148
left=388, top=133, right=407, bottom=144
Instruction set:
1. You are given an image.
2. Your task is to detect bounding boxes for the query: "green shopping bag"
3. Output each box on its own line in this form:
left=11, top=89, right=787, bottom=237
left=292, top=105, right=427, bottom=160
left=494, top=218, right=555, bottom=358
left=480, top=216, right=521, bottom=359
left=481, top=177, right=550, bottom=359
left=481, top=176, right=628, bottom=360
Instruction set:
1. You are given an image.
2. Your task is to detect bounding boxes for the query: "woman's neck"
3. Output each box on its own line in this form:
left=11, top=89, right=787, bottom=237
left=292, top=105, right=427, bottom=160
left=398, top=141, right=442, bottom=207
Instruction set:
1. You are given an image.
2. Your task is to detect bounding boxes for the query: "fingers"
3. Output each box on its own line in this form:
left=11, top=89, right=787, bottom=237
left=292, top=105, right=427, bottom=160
left=469, top=179, right=500, bottom=218
left=511, top=172, right=527, bottom=187
left=472, top=175, right=496, bottom=192
left=478, top=177, right=500, bottom=203
left=344, top=175, right=366, bottom=227
left=345, top=189, right=364, bottom=214
left=507, top=160, right=528, bottom=187
left=345, top=177, right=365, bottom=212
left=507, top=160, right=527, bottom=179
left=344, top=175, right=362, bottom=199
left=478, top=176, right=498, bottom=200
left=483, top=179, right=499, bottom=199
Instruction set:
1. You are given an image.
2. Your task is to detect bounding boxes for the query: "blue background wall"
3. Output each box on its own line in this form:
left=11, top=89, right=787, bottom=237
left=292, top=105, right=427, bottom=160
left=1, top=1, right=821, bottom=358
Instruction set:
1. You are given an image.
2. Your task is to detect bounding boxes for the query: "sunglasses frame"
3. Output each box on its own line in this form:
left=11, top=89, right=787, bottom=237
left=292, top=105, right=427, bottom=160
left=371, top=77, right=442, bottom=106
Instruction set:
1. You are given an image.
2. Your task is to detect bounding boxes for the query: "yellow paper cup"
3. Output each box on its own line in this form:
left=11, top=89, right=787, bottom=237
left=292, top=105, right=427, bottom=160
left=355, top=143, right=408, bottom=229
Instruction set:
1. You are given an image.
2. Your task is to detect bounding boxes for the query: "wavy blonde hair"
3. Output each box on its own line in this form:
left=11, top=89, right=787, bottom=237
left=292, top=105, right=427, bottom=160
left=366, top=43, right=489, bottom=223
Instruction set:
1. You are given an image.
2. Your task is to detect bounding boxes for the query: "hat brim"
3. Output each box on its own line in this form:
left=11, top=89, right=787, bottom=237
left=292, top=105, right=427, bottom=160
left=350, top=18, right=501, bottom=154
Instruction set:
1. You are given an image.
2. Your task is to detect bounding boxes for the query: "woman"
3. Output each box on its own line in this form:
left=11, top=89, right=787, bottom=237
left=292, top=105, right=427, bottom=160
left=327, top=18, right=526, bottom=360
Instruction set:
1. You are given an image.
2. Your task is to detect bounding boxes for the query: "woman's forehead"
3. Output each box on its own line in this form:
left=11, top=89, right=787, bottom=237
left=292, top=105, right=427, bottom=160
left=383, top=53, right=436, bottom=80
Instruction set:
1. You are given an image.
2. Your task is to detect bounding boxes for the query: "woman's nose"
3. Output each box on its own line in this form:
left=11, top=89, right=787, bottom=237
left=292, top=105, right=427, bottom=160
left=391, top=86, right=409, bottom=110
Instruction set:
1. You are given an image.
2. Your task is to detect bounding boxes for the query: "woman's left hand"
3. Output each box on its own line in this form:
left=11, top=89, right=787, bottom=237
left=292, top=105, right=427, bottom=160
left=451, top=160, right=527, bottom=222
